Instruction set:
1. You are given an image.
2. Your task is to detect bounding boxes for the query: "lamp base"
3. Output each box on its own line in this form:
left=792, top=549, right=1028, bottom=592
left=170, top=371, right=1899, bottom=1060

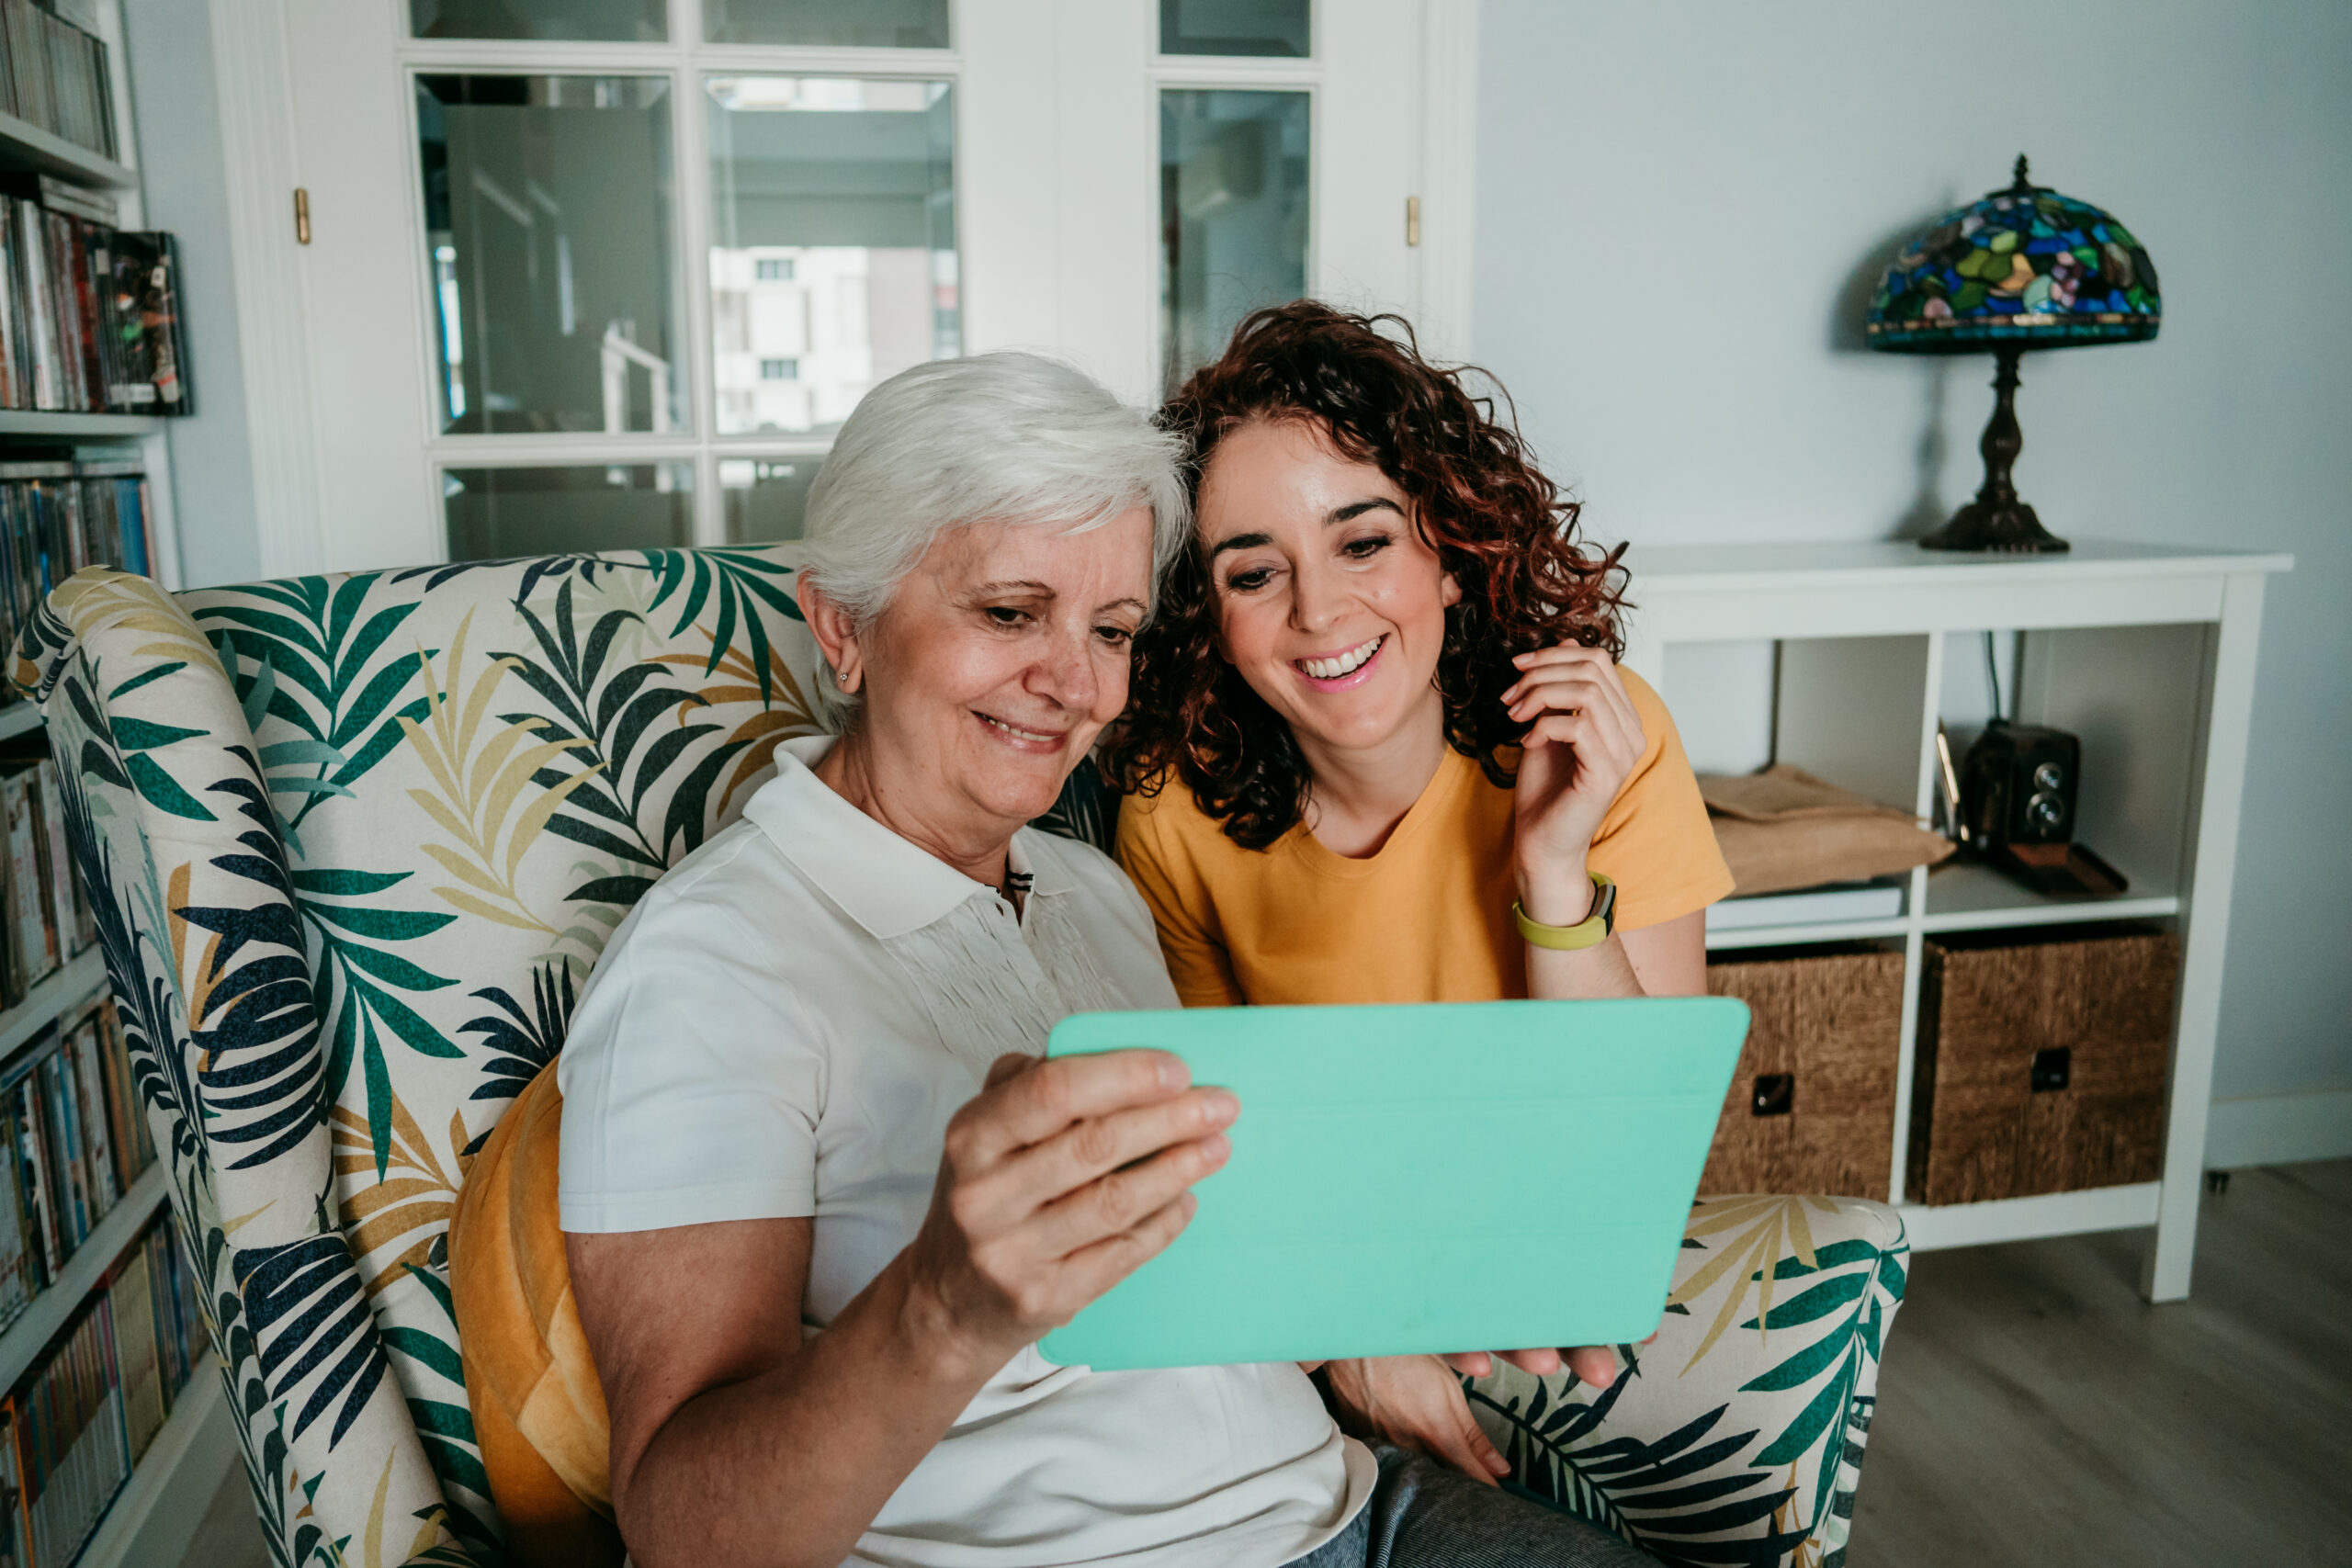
left=1919, top=497, right=2070, bottom=553
left=1918, top=344, right=2071, bottom=555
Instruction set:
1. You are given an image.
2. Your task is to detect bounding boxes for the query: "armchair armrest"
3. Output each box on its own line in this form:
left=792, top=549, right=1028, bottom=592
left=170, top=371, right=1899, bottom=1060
left=1468, top=1195, right=1906, bottom=1568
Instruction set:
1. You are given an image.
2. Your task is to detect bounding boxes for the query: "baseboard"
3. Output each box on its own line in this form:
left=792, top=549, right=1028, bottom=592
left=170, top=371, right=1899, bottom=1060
left=2204, top=1088, right=2352, bottom=1169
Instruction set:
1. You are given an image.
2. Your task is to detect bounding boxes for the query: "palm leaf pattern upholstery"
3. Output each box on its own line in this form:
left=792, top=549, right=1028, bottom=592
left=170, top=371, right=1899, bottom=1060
left=16, top=548, right=1904, bottom=1567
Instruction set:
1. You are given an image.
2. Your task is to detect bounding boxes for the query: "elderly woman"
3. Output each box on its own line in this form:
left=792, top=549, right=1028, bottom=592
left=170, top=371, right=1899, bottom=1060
left=452, top=353, right=1654, bottom=1568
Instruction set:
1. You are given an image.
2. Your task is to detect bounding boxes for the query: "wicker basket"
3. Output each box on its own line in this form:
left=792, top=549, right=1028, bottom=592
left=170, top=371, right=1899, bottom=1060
left=1701, top=942, right=1905, bottom=1198
left=1909, top=924, right=2177, bottom=1205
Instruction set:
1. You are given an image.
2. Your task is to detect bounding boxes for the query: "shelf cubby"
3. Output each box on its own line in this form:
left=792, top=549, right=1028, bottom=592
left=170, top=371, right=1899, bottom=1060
left=0, top=1163, right=168, bottom=1395
left=0, top=946, right=108, bottom=1063
left=0, top=108, right=137, bottom=190
left=0, top=412, right=164, bottom=438
left=1626, top=540, right=2290, bottom=1299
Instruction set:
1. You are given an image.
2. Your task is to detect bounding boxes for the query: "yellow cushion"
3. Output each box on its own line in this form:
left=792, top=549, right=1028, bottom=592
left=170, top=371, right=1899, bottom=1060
left=447, top=1067, right=624, bottom=1568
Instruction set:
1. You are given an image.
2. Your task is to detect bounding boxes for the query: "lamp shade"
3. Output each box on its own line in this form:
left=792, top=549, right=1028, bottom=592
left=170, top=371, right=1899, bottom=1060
left=1867, top=158, right=2159, bottom=354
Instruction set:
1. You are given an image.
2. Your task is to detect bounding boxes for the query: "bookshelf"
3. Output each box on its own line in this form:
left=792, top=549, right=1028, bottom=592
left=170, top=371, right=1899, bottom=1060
left=0, top=0, right=185, bottom=601
left=0, top=946, right=105, bottom=1063
left=71, top=1377, right=232, bottom=1568
left=0, top=413, right=160, bottom=439
left=1627, top=540, right=2290, bottom=1303
left=0, top=1164, right=164, bottom=1396
left=0, top=109, right=135, bottom=192
left=0, top=2, right=214, bottom=1564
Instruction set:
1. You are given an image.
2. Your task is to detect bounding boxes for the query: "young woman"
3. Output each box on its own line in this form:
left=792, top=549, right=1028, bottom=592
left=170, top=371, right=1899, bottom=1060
left=1108, top=301, right=1736, bottom=1482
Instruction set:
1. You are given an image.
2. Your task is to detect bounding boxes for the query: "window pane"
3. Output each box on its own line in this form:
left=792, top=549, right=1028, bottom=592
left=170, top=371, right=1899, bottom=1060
left=1160, top=89, right=1308, bottom=390
left=444, top=466, right=694, bottom=562
left=410, top=0, right=664, bottom=42
left=417, top=75, right=685, bottom=435
left=1159, top=0, right=1309, bottom=57
left=705, top=0, right=949, bottom=48
left=707, top=77, right=957, bottom=437
left=721, top=457, right=823, bottom=543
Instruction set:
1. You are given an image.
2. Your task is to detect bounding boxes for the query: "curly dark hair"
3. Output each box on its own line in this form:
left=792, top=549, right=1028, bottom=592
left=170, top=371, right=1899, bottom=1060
left=1105, top=300, right=1631, bottom=850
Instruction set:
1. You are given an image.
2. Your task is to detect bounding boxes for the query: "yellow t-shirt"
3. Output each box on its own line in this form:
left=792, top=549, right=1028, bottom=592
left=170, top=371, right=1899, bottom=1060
left=1114, top=669, right=1734, bottom=1008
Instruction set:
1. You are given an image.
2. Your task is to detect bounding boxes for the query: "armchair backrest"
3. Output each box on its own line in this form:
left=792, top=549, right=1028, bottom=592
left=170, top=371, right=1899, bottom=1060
left=19, top=548, right=857, bottom=1565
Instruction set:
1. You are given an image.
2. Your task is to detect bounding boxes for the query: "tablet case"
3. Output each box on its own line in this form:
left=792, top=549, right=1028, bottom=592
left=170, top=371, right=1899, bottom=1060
left=1039, top=998, right=1748, bottom=1371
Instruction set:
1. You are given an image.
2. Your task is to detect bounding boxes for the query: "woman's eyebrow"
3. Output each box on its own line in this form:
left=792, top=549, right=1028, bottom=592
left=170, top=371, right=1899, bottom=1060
left=1206, top=498, right=1400, bottom=559
left=969, top=579, right=1055, bottom=597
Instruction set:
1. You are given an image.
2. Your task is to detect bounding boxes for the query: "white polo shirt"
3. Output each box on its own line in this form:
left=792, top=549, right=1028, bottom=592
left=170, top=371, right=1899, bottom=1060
left=558, top=736, right=1373, bottom=1568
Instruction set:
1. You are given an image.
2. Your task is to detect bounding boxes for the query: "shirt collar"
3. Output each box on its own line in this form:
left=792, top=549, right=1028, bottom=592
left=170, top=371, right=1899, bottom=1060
left=743, top=735, right=1070, bottom=940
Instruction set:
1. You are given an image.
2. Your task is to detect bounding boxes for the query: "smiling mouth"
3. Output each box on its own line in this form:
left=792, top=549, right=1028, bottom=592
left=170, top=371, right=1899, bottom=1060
left=1295, top=636, right=1385, bottom=682
left=976, top=712, right=1067, bottom=748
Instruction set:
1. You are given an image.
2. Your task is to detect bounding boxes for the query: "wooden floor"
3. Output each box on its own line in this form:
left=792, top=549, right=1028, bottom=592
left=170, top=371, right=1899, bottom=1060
left=175, top=1162, right=2352, bottom=1567
left=1853, top=1159, right=2352, bottom=1566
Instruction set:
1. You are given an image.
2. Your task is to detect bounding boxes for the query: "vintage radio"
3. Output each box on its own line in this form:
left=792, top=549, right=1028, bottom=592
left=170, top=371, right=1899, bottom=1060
left=1955, top=720, right=2127, bottom=896
left=1960, top=719, right=2078, bottom=847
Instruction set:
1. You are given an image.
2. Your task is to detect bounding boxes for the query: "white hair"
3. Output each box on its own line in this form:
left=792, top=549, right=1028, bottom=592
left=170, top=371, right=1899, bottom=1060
left=797, top=353, right=1190, bottom=721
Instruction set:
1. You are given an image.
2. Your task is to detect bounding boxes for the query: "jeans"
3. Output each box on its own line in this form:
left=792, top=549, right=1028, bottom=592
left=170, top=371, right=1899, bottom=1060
left=1285, top=1446, right=1655, bottom=1568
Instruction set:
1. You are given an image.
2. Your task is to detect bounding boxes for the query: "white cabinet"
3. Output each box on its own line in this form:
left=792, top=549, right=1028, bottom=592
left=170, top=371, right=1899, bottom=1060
left=1624, top=541, right=2291, bottom=1300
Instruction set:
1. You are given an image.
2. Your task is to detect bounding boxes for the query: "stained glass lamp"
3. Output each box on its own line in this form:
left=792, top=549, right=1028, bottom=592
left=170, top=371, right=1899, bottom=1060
left=1867, top=156, right=2160, bottom=553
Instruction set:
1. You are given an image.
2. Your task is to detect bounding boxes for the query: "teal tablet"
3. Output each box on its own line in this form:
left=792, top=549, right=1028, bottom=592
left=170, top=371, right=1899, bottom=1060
left=1038, top=997, right=1747, bottom=1371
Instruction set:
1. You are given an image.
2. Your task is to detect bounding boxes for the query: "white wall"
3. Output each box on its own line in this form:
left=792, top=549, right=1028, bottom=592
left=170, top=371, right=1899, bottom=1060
left=119, top=0, right=262, bottom=588
left=1474, top=1, right=2351, bottom=1137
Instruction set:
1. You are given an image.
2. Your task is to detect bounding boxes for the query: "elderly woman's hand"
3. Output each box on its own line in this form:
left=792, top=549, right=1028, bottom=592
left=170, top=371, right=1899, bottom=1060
left=904, top=1049, right=1238, bottom=1375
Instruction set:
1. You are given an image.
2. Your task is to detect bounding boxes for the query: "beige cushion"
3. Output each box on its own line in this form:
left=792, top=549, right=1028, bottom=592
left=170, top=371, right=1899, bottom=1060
left=1700, top=764, right=1955, bottom=897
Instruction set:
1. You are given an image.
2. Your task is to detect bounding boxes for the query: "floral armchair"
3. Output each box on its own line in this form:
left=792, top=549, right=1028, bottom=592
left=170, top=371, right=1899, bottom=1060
left=15, top=548, right=1905, bottom=1568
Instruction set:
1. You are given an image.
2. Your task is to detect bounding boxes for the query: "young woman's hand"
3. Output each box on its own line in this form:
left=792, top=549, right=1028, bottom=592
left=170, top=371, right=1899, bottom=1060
left=1319, top=1355, right=1510, bottom=1484
left=1502, top=645, right=1645, bottom=925
left=1440, top=1346, right=1623, bottom=1388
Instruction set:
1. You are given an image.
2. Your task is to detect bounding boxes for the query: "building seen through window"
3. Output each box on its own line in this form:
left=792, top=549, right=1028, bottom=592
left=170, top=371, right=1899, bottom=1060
left=707, top=76, right=957, bottom=436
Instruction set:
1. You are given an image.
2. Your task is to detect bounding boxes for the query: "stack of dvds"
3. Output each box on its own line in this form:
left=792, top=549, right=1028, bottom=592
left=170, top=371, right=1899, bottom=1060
left=0, top=456, right=155, bottom=589
left=0, top=1216, right=199, bottom=1566
left=0, top=462, right=154, bottom=706
left=99, top=1222, right=197, bottom=1470
left=0, top=0, right=117, bottom=161
left=0, top=989, right=156, bottom=1333
left=0, top=190, right=186, bottom=416
left=0, top=756, right=96, bottom=1012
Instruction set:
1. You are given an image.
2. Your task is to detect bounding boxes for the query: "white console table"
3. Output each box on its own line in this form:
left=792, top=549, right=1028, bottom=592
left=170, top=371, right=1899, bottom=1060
left=1622, top=540, right=2291, bottom=1302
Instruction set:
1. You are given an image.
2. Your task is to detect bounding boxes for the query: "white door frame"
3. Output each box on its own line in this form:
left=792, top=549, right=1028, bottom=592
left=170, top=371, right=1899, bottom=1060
left=209, top=0, right=330, bottom=577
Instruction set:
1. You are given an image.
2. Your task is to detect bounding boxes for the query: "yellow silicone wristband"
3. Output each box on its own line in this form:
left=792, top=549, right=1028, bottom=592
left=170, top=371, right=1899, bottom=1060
left=1513, top=874, right=1617, bottom=951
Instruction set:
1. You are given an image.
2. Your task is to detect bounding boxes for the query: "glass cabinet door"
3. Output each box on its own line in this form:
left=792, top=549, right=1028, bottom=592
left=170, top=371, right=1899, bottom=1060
left=704, top=0, right=950, bottom=48
left=706, top=77, right=957, bottom=438
left=410, top=0, right=666, bottom=41
left=416, top=75, right=684, bottom=436
left=1159, top=0, right=1309, bottom=58
left=444, top=465, right=695, bottom=559
left=720, top=457, right=823, bottom=543
left=1159, top=88, right=1309, bottom=390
